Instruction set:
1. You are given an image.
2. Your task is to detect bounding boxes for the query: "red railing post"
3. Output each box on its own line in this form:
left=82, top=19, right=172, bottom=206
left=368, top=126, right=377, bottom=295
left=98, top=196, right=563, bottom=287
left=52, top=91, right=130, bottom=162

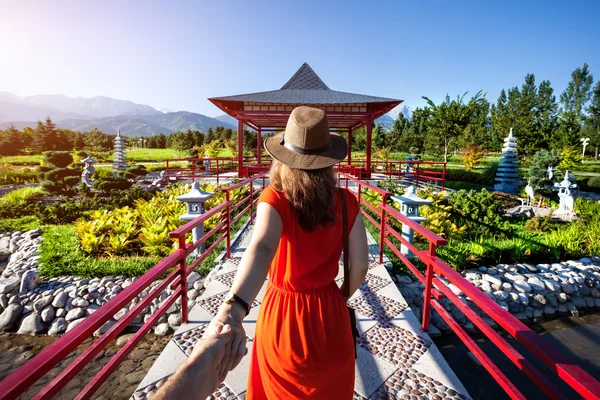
left=421, top=242, right=436, bottom=332
left=379, top=194, right=388, bottom=264
left=225, top=191, right=231, bottom=259
left=249, top=180, right=254, bottom=225
left=178, top=235, right=188, bottom=324
left=191, top=160, right=195, bottom=183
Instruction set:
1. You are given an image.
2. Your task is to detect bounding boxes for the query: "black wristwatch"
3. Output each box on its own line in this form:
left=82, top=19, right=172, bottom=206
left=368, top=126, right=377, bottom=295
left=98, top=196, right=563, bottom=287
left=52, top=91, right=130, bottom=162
left=223, top=292, right=250, bottom=316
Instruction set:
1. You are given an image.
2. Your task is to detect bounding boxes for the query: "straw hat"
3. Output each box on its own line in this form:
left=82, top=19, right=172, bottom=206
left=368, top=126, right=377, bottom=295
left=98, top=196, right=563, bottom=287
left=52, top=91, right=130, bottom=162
left=263, top=106, right=348, bottom=170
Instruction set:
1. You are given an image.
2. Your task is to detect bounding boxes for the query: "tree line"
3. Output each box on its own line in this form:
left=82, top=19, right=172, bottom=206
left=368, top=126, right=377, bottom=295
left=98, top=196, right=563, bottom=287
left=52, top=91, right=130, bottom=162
left=363, top=63, right=600, bottom=161
left=0, top=119, right=235, bottom=156
left=2, top=63, right=599, bottom=161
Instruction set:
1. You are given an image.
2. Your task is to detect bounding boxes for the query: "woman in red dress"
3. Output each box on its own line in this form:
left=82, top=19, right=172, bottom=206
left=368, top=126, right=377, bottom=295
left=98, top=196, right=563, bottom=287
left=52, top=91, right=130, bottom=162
left=207, top=106, right=369, bottom=399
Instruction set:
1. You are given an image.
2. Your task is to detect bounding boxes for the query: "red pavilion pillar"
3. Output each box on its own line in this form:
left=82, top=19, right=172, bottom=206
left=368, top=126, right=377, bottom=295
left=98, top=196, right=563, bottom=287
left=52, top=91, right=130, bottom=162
left=347, top=129, right=352, bottom=166
left=237, top=118, right=245, bottom=177
left=365, top=114, right=373, bottom=179
left=257, top=127, right=262, bottom=165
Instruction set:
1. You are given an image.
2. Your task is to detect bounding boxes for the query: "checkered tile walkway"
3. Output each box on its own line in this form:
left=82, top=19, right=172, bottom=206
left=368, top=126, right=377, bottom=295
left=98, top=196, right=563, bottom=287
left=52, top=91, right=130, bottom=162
left=132, top=225, right=471, bottom=400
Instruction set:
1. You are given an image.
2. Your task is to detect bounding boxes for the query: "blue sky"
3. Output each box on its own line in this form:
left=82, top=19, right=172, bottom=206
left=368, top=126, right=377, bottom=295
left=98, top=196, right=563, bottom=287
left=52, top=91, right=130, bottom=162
left=1, top=0, right=599, bottom=116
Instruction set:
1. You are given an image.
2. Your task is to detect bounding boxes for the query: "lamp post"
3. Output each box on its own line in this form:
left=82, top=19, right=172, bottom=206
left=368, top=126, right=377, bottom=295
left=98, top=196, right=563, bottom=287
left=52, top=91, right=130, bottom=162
left=390, top=186, right=432, bottom=257
left=177, top=182, right=215, bottom=255
left=581, top=137, right=590, bottom=158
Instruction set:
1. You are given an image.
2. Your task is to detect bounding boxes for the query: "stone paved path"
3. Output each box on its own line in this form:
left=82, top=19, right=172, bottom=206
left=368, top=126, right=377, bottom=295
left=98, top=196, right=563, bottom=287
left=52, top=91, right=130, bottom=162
left=132, top=224, right=471, bottom=399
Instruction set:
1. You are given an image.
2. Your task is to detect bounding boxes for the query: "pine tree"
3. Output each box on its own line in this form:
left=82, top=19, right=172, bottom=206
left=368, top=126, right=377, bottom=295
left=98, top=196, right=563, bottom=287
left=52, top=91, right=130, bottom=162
left=0, top=124, right=23, bottom=156
left=32, top=118, right=58, bottom=153
left=555, top=63, right=594, bottom=148
left=206, top=127, right=215, bottom=143
left=584, top=81, right=600, bottom=160
left=157, top=133, right=167, bottom=149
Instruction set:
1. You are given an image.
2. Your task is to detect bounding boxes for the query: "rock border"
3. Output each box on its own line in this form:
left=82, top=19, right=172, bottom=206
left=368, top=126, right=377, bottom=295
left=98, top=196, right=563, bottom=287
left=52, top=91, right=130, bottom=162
left=0, top=230, right=205, bottom=336
left=394, top=257, right=600, bottom=336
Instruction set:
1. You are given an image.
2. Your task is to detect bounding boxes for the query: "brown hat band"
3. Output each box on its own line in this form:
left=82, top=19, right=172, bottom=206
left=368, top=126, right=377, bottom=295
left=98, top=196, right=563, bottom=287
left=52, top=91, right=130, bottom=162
left=279, top=134, right=332, bottom=155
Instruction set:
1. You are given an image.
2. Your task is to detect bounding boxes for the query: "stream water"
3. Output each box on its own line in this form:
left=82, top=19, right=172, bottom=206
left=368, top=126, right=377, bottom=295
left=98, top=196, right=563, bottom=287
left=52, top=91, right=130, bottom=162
left=434, top=313, right=600, bottom=399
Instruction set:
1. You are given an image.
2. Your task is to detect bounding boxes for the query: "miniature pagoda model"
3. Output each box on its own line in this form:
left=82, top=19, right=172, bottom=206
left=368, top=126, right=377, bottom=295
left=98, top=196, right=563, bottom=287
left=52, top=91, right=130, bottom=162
left=113, top=130, right=128, bottom=173
left=494, top=128, right=520, bottom=194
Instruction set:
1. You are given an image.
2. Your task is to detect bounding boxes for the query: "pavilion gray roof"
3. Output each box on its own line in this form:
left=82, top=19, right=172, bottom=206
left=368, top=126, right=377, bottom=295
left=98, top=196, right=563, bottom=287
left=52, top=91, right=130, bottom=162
left=210, top=63, right=400, bottom=105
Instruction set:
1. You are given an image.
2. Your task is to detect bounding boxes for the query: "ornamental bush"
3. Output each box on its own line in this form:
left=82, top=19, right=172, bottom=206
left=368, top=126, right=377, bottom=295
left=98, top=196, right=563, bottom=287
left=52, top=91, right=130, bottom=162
left=41, top=151, right=80, bottom=194
left=75, top=182, right=250, bottom=258
left=447, top=188, right=509, bottom=239
left=93, top=176, right=133, bottom=194
left=43, top=151, right=73, bottom=168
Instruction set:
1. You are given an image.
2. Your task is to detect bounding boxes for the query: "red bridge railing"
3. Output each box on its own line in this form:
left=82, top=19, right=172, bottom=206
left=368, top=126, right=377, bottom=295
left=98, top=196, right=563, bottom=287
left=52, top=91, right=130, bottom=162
left=337, top=171, right=600, bottom=400
left=0, top=173, right=267, bottom=400
left=166, top=157, right=446, bottom=189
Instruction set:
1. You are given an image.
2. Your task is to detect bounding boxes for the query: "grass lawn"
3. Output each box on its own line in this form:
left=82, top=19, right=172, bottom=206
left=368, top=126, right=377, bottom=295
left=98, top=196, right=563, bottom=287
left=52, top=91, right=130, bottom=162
left=126, top=148, right=179, bottom=162
left=0, top=154, right=43, bottom=165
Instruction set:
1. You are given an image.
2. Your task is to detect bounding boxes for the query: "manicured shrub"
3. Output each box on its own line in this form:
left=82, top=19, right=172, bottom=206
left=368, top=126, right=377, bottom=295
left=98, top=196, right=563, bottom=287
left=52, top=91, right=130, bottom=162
left=43, top=151, right=73, bottom=168
left=587, top=176, right=600, bottom=188
left=120, top=165, right=147, bottom=182
left=93, top=177, right=133, bottom=193
left=525, top=215, right=552, bottom=232
left=447, top=188, right=509, bottom=239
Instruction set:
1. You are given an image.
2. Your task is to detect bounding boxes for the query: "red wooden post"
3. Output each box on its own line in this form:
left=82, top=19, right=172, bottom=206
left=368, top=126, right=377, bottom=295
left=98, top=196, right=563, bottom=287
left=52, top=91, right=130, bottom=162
left=379, top=194, right=388, bottom=264
left=347, top=129, right=352, bottom=166
left=226, top=191, right=231, bottom=259
left=177, top=236, right=188, bottom=324
left=422, top=242, right=437, bottom=332
left=257, top=127, right=262, bottom=165
left=365, top=115, right=373, bottom=177
left=249, top=180, right=254, bottom=225
left=237, top=119, right=244, bottom=178
left=191, top=160, right=195, bottom=183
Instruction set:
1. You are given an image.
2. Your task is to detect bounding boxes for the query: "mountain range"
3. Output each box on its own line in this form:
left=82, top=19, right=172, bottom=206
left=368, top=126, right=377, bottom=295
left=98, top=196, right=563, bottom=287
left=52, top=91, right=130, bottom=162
left=0, top=92, right=412, bottom=135
left=0, top=92, right=235, bottom=136
left=375, top=104, right=413, bottom=129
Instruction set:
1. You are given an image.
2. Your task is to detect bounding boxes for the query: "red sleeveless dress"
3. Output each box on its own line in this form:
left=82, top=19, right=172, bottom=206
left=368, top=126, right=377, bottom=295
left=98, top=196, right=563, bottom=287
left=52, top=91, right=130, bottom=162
left=246, top=186, right=359, bottom=399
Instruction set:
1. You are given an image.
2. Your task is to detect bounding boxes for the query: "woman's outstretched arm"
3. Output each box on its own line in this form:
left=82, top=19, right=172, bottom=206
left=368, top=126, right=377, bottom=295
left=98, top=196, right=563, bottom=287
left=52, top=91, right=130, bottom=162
left=346, top=214, right=369, bottom=296
left=208, top=202, right=282, bottom=381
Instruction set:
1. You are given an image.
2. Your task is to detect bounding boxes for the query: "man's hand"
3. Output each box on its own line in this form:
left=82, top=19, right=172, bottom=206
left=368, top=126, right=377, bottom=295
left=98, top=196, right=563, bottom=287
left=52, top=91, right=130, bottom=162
left=153, top=323, right=234, bottom=400
left=207, top=303, right=248, bottom=382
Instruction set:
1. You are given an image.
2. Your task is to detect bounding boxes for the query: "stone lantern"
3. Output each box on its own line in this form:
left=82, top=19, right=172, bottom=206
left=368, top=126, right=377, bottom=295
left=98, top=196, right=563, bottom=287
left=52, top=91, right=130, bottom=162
left=177, top=182, right=215, bottom=254
left=555, top=170, right=577, bottom=215
left=81, top=156, right=97, bottom=188
left=391, top=186, right=432, bottom=257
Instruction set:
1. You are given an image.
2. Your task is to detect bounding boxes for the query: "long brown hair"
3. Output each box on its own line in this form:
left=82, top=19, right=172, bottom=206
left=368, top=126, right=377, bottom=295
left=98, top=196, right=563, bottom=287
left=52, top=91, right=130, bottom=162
left=269, top=160, right=337, bottom=231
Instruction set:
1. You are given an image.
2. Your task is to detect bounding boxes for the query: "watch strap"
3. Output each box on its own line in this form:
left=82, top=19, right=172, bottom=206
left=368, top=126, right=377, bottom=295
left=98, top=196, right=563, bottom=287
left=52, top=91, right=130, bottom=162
left=227, top=293, right=250, bottom=316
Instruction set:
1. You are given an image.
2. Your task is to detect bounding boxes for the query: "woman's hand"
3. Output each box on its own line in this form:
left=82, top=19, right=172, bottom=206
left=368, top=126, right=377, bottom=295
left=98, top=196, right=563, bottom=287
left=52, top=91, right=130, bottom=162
left=205, top=302, right=247, bottom=381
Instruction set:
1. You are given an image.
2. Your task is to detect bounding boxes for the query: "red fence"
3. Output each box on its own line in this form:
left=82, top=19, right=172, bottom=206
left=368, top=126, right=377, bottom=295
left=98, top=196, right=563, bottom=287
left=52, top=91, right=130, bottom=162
left=0, top=173, right=267, bottom=400
left=337, top=171, right=600, bottom=400
left=165, top=157, right=271, bottom=184
left=166, top=157, right=446, bottom=189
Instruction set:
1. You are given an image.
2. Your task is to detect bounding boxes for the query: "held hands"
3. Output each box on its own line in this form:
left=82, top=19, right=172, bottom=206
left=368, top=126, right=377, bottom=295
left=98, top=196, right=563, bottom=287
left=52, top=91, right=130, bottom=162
left=205, top=302, right=248, bottom=382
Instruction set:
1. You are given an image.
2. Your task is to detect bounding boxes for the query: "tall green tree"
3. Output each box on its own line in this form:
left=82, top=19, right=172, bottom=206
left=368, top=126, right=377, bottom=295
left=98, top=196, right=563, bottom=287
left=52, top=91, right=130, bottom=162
left=389, top=114, right=411, bottom=151
left=422, top=91, right=486, bottom=162
left=168, top=131, right=194, bottom=156
left=583, top=81, right=600, bottom=159
left=555, top=63, right=594, bottom=148
left=84, top=128, right=112, bottom=152
left=0, top=124, right=23, bottom=156
left=490, top=74, right=557, bottom=156
left=32, top=117, right=58, bottom=153
left=206, top=127, right=215, bottom=143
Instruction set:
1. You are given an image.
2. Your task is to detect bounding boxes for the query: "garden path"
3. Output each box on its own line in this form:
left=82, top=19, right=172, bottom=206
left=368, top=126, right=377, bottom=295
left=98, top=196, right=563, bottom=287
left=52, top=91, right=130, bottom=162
left=131, top=224, right=471, bottom=399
